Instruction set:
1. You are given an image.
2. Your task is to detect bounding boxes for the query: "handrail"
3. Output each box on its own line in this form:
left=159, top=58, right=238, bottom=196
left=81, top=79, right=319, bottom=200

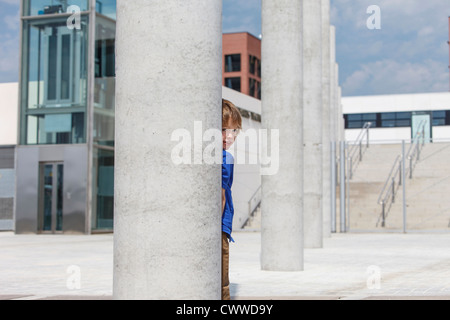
left=347, top=122, right=371, bottom=179
left=377, top=155, right=402, bottom=205
left=406, top=120, right=426, bottom=179
left=376, top=155, right=402, bottom=227
left=376, top=120, right=426, bottom=227
left=247, top=185, right=261, bottom=219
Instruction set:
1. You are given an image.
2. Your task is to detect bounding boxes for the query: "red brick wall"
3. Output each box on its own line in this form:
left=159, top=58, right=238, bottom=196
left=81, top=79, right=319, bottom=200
left=223, top=33, right=261, bottom=99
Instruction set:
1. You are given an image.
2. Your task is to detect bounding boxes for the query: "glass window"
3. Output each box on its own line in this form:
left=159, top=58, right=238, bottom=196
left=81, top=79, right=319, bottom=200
left=256, top=80, right=261, bottom=100
left=92, top=147, right=114, bottom=231
left=249, top=55, right=256, bottom=75
left=348, top=114, right=362, bottom=121
left=362, top=113, right=377, bottom=121
left=21, top=16, right=88, bottom=145
left=347, top=122, right=363, bottom=129
left=346, top=113, right=377, bottom=129
left=381, top=112, right=395, bottom=120
left=225, top=54, right=241, bottom=72
left=249, top=78, right=256, bottom=97
left=96, top=0, right=116, bottom=20
left=26, top=112, right=85, bottom=144
left=432, top=110, right=447, bottom=126
left=24, top=18, right=88, bottom=110
left=396, top=119, right=410, bottom=127
left=24, top=0, right=89, bottom=16
left=382, top=120, right=395, bottom=128
left=396, top=112, right=411, bottom=120
left=380, top=112, right=410, bottom=127
left=94, top=15, right=116, bottom=146
left=225, top=77, right=241, bottom=92
left=257, top=59, right=261, bottom=78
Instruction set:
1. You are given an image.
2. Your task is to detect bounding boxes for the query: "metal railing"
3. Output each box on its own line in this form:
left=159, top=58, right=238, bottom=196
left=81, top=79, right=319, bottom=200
left=347, top=122, right=371, bottom=180
left=406, top=122, right=426, bottom=179
left=376, top=155, right=402, bottom=227
left=246, top=185, right=261, bottom=223
left=377, top=120, right=426, bottom=227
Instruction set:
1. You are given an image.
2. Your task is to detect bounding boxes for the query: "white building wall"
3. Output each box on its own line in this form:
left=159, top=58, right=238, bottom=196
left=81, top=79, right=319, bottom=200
left=222, top=86, right=261, bottom=230
left=0, top=82, right=18, bottom=146
left=343, top=92, right=450, bottom=114
left=343, top=92, right=450, bottom=143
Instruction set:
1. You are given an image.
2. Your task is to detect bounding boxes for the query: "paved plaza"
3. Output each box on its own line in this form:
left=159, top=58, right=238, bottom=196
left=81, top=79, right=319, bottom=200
left=1, top=230, right=450, bottom=300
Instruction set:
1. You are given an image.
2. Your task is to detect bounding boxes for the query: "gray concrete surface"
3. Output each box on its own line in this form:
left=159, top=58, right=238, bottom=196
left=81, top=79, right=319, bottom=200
left=260, top=0, right=304, bottom=272
left=114, top=0, right=223, bottom=300
left=303, top=0, right=324, bottom=249
left=1, top=230, right=450, bottom=300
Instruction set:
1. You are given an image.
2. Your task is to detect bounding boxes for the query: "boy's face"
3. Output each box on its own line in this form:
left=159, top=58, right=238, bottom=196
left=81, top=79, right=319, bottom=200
left=222, top=119, right=240, bottom=150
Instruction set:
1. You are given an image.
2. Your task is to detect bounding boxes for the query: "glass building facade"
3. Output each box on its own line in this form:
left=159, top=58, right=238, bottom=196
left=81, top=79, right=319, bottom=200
left=16, top=0, right=116, bottom=234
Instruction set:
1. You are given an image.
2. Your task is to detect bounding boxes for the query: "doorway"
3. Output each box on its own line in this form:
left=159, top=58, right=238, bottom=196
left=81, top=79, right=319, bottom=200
left=411, top=112, right=431, bottom=143
left=38, top=162, right=64, bottom=233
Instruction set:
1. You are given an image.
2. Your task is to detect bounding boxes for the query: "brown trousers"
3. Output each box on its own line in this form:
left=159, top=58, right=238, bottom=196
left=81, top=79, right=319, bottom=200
left=222, top=232, right=230, bottom=300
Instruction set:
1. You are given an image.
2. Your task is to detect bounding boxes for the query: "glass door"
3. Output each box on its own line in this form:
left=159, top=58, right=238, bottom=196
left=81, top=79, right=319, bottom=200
left=38, top=162, right=64, bottom=233
left=411, top=113, right=431, bottom=143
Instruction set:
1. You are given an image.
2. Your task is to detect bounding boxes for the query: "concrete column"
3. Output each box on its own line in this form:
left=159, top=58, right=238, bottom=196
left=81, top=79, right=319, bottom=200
left=113, top=0, right=223, bottom=299
left=338, top=85, right=344, bottom=142
left=329, top=26, right=337, bottom=229
left=321, top=0, right=331, bottom=238
left=303, top=0, right=323, bottom=248
left=329, top=26, right=337, bottom=144
left=261, top=0, right=304, bottom=271
left=335, top=64, right=342, bottom=142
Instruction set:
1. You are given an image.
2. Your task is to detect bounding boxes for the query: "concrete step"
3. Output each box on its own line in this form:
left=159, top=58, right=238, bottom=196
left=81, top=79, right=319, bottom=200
left=241, top=143, right=450, bottom=232
left=242, top=206, right=261, bottom=230
left=348, top=142, right=450, bottom=231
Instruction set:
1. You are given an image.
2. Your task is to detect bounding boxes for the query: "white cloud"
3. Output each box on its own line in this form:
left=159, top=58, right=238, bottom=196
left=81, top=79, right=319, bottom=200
left=4, top=8, right=19, bottom=30
left=0, top=34, right=19, bottom=77
left=331, top=0, right=450, bottom=95
left=223, top=0, right=261, bottom=36
left=0, top=0, right=19, bottom=5
left=0, top=0, right=20, bottom=82
left=342, top=59, right=448, bottom=96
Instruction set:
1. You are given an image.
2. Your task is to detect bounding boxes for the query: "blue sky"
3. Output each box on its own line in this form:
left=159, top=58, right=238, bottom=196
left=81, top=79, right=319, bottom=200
left=1, top=0, right=449, bottom=96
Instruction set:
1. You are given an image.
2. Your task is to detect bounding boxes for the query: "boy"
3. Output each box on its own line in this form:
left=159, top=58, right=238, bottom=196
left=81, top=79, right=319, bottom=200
left=221, top=99, right=242, bottom=300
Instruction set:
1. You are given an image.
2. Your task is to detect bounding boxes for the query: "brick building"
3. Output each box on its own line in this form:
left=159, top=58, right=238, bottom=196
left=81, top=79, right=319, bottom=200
left=222, top=32, right=261, bottom=99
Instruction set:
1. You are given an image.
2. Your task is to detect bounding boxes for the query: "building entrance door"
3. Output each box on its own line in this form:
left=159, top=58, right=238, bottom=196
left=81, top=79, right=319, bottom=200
left=411, top=113, right=431, bottom=143
left=38, top=162, right=64, bottom=233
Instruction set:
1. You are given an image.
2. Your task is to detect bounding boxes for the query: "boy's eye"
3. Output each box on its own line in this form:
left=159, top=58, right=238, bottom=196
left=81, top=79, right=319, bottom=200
left=222, top=129, right=240, bottom=135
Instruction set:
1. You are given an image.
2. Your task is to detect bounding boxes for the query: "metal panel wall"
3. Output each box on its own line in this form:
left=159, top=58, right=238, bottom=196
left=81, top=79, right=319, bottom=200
left=15, top=145, right=88, bottom=234
left=63, top=145, right=88, bottom=234
left=15, top=146, right=39, bottom=233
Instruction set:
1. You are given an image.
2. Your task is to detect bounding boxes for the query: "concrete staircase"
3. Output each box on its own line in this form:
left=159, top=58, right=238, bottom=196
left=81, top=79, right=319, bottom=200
left=346, top=143, right=402, bottom=230
left=348, top=142, right=450, bottom=231
left=395, top=142, right=450, bottom=230
left=242, top=142, right=450, bottom=232
left=242, top=205, right=261, bottom=230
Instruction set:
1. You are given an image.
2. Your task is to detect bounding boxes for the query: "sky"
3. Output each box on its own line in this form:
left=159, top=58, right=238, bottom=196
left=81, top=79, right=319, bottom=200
left=0, top=0, right=449, bottom=96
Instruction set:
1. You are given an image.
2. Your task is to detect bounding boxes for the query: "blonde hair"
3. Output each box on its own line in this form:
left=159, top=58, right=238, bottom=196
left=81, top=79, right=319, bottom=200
left=222, top=99, right=242, bottom=129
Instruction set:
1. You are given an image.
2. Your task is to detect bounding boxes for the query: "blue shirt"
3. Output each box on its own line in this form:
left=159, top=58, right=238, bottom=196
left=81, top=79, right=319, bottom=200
left=222, top=150, right=234, bottom=241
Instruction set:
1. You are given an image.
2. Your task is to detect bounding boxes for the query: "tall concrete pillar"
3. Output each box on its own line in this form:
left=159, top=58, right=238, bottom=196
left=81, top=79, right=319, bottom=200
left=338, top=85, right=344, bottom=142
left=335, top=64, right=341, bottom=142
left=113, top=0, right=223, bottom=299
left=329, top=26, right=337, bottom=230
left=261, top=0, right=304, bottom=271
left=321, top=0, right=331, bottom=238
left=303, top=0, right=323, bottom=248
left=329, top=26, right=337, bottom=145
